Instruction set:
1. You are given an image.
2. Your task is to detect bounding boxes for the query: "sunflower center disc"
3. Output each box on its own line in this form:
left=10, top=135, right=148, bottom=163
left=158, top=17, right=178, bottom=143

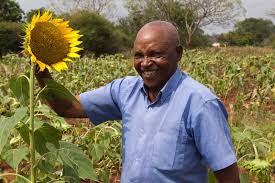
left=30, top=22, right=70, bottom=64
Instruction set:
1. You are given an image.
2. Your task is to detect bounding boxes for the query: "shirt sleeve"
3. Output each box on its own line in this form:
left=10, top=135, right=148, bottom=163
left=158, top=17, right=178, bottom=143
left=79, top=79, right=123, bottom=125
left=190, top=99, right=237, bottom=171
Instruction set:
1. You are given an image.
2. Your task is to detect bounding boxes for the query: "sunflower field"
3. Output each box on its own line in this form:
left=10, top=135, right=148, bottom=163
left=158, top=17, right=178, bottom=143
left=0, top=47, right=274, bottom=183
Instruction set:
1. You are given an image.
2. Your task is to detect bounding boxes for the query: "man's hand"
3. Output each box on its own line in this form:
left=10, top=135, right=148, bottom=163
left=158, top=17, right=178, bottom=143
left=214, top=163, right=240, bottom=183
left=35, top=68, right=87, bottom=118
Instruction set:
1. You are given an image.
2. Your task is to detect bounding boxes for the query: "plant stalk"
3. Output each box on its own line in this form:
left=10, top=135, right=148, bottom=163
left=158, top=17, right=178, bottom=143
left=29, top=62, right=36, bottom=183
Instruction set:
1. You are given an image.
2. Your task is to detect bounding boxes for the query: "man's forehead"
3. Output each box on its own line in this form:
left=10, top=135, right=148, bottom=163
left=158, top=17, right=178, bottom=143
left=135, top=21, right=179, bottom=46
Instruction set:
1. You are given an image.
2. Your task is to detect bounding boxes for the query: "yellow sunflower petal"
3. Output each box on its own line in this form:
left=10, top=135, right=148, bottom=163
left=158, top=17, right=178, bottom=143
left=52, top=62, right=68, bottom=72
left=59, top=21, right=69, bottom=28
left=70, top=47, right=83, bottom=53
left=63, top=58, right=73, bottom=62
left=31, top=55, right=36, bottom=63
left=31, top=14, right=39, bottom=25
left=51, top=18, right=63, bottom=24
left=63, top=28, right=74, bottom=34
left=70, top=40, right=82, bottom=47
left=69, top=38, right=80, bottom=43
left=39, top=11, right=52, bottom=22
left=36, top=60, right=46, bottom=71
left=64, top=30, right=81, bottom=38
left=22, top=10, right=83, bottom=73
left=67, top=52, right=80, bottom=58
left=27, top=46, right=34, bottom=56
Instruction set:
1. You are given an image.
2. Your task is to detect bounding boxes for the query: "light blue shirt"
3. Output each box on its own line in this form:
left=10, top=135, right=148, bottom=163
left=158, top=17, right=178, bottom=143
left=80, top=68, right=237, bottom=183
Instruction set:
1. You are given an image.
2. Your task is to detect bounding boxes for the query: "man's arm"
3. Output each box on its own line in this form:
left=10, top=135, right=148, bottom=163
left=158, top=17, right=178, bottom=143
left=35, top=69, right=87, bottom=118
left=214, top=163, right=240, bottom=183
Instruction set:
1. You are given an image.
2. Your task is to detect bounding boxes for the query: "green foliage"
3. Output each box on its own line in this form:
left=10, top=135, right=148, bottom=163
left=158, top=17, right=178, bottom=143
left=219, top=18, right=275, bottom=46
left=57, top=141, right=98, bottom=181
left=235, top=18, right=275, bottom=45
left=0, top=21, right=23, bottom=57
left=39, top=79, right=78, bottom=103
left=0, top=73, right=97, bottom=181
left=118, top=0, right=210, bottom=48
left=9, top=75, right=29, bottom=105
left=2, top=147, right=29, bottom=169
left=0, top=107, right=27, bottom=154
left=242, top=159, right=272, bottom=183
left=0, top=47, right=274, bottom=182
left=0, top=0, right=24, bottom=22
left=231, top=120, right=274, bottom=182
left=65, top=11, right=129, bottom=56
left=34, top=123, right=62, bottom=155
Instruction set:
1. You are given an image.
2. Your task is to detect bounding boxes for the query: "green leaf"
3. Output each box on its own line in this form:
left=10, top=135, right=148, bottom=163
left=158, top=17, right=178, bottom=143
left=9, top=75, right=29, bottom=105
left=39, top=79, right=78, bottom=102
left=89, top=144, right=104, bottom=162
left=99, top=169, right=110, bottom=183
left=240, top=172, right=252, bottom=183
left=36, top=143, right=58, bottom=174
left=16, top=123, right=30, bottom=144
left=34, top=104, right=52, bottom=118
left=62, top=164, right=81, bottom=183
left=34, top=123, right=62, bottom=155
left=58, top=142, right=97, bottom=181
left=2, top=147, right=28, bottom=169
left=37, top=159, right=55, bottom=174
left=0, top=107, right=27, bottom=153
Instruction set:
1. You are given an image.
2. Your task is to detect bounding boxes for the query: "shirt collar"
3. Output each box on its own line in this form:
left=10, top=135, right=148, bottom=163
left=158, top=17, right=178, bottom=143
left=139, top=68, right=183, bottom=103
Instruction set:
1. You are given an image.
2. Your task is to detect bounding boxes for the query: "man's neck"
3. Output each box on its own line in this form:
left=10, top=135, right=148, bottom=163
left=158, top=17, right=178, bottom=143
left=147, top=88, right=161, bottom=102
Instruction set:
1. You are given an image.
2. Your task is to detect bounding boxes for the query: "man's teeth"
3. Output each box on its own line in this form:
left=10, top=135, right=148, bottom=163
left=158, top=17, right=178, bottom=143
left=143, top=70, right=157, bottom=77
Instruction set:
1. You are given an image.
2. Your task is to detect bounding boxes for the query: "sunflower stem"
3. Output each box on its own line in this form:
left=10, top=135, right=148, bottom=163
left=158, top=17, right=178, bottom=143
left=29, top=62, right=36, bottom=183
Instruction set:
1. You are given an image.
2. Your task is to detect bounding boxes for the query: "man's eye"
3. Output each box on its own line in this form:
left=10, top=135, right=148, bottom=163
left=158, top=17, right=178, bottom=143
left=151, top=53, right=165, bottom=59
left=154, top=54, right=163, bottom=58
left=134, top=55, right=143, bottom=60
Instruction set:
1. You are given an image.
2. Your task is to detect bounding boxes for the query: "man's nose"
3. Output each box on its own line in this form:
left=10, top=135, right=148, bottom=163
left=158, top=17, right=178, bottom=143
left=141, top=56, right=153, bottom=67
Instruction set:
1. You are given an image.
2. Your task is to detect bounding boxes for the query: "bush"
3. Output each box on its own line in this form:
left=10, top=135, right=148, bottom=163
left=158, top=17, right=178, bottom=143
left=0, top=21, right=23, bottom=57
left=64, top=11, right=130, bottom=57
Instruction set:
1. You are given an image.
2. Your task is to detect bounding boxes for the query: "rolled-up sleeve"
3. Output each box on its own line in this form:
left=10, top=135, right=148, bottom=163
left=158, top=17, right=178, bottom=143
left=79, top=79, right=123, bottom=125
left=191, top=99, right=237, bottom=171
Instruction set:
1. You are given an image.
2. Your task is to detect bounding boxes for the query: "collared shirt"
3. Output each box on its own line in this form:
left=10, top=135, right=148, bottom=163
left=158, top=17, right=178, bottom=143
left=80, top=68, right=237, bottom=183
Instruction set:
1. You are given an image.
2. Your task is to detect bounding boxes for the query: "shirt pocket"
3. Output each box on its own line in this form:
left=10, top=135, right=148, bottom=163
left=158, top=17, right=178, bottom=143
left=152, top=123, right=191, bottom=170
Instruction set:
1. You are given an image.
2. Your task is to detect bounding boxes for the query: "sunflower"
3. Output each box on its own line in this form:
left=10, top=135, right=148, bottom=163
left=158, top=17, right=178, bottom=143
left=23, top=11, right=83, bottom=72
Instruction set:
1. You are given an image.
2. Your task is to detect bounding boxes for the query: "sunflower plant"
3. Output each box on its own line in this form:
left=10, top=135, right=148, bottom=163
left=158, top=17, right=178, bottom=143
left=0, top=11, right=97, bottom=183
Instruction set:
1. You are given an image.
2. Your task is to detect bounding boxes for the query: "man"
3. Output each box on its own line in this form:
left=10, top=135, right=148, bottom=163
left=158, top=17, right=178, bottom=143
left=36, top=21, right=240, bottom=183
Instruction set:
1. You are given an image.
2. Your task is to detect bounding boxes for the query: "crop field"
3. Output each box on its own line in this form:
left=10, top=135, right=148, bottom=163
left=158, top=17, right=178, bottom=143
left=0, top=47, right=274, bottom=183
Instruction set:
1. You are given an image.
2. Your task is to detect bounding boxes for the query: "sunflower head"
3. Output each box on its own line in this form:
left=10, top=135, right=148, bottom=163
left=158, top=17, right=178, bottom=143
left=23, top=11, right=83, bottom=72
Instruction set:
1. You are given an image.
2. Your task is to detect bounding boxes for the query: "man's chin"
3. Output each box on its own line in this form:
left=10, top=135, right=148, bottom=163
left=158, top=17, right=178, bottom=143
left=143, top=81, right=161, bottom=91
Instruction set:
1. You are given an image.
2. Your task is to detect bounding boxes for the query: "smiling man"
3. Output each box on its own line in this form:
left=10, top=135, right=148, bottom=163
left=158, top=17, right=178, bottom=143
left=36, top=21, right=240, bottom=183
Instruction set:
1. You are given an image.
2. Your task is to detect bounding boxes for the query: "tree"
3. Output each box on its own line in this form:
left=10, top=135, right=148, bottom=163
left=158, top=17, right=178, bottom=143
left=65, top=11, right=129, bottom=56
left=47, top=0, right=116, bottom=18
left=0, top=0, right=24, bottom=22
left=218, top=18, right=275, bottom=46
left=218, top=31, right=254, bottom=46
left=120, top=0, right=208, bottom=48
left=235, top=18, right=275, bottom=45
left=121, top=0, right=242, bottom=48
left=180, top=0, right=243, bottom=47
left=0, top=21, right=23, bottom=56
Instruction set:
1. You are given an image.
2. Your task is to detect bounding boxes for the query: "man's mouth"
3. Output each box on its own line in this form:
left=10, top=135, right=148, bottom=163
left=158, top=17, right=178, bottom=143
left=142, top=69, right=159, bottom=78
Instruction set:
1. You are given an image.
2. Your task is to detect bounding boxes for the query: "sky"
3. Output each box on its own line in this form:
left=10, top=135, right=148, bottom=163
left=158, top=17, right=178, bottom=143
left=16, top=0, right=275, bottom=35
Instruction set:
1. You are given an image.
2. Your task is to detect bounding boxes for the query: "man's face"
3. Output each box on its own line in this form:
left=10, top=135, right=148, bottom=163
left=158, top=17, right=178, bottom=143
left=134, top=27, right=181, bottom=92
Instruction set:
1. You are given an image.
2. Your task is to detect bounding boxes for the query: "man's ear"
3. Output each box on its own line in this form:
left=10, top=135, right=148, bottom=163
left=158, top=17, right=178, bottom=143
left=176, top=45, right=183, bottom=62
